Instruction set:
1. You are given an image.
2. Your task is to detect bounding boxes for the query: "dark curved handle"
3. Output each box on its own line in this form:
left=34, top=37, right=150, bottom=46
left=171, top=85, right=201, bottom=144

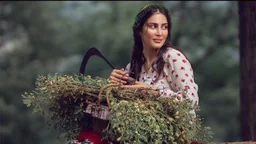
left=79, top=47, right=115, bottom=75
left=79, top=47, right=136, bottom=85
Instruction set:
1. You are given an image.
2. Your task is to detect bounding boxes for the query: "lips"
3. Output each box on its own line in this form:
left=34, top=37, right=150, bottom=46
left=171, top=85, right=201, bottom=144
left=153, top=39, right=163, bottom=43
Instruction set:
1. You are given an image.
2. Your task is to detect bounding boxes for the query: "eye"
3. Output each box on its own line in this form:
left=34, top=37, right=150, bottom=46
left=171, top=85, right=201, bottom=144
left=162, top=25, right=168, bottom=30
left=148, top=24, right=157, bottom=29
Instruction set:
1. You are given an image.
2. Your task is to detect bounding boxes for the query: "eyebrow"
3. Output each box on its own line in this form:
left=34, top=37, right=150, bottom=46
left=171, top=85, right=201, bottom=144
left=147, top=22, right=168, bottom=25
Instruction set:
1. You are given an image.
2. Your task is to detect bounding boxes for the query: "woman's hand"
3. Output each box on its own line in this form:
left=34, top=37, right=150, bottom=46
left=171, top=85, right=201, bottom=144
left=121, top=81, right=152, bottom=90
left=129, top=81, right=150, bottom=88
left=121, top=81, right=160, bottom=97
left=109, top=68, right=129, bottom=84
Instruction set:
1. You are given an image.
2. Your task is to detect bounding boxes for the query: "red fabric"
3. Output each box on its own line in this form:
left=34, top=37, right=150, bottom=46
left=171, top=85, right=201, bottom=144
left=77, top=129, right=200, bottom=144
left=76, top=130, right=108, bottom=144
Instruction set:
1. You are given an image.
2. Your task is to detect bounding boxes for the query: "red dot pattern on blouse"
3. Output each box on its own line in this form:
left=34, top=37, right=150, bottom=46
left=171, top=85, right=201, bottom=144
left=164, top=48, right=198, bottom=100
left=125, top=47, right=199, bottom=106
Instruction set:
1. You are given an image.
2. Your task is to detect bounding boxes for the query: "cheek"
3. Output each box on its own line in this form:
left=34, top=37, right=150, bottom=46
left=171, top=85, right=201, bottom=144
left=142, top=32, right=153, bottom=41
left=163, top=31, right=168, bottom=41
left=163, top=30, right=168, bottom=37
left=145, top=30, right=155, bottom=39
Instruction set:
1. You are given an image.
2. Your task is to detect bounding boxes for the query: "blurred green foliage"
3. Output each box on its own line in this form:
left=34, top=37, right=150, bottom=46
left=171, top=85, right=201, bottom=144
left=0, top=1, right=239, bottom=143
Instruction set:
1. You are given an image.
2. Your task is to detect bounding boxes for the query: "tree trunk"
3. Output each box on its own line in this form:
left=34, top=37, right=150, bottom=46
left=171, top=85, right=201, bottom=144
left=239, top=1, right=256, bottom=141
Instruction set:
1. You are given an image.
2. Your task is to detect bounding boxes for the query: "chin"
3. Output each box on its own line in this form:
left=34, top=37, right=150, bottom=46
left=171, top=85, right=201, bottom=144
left=152, top=43, right=164, bottom=49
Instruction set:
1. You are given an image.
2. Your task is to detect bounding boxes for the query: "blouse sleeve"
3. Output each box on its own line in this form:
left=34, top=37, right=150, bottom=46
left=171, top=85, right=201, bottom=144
left=159, top=48, right=199, bottom=109
left=125, top=63, right=131, bottom=72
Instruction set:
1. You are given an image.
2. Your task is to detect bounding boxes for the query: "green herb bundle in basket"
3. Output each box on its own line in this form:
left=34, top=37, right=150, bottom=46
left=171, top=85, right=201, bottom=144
left=22, top=73, right=214, bottom=144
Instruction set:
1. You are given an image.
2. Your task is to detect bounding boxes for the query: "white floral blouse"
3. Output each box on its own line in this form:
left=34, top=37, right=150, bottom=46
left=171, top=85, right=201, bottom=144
left=125, top=47, right=199, bottom=114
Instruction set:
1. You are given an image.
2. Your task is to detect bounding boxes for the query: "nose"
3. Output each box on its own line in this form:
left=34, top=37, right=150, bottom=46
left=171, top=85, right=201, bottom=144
left=156, top=27, right=162, bottom=36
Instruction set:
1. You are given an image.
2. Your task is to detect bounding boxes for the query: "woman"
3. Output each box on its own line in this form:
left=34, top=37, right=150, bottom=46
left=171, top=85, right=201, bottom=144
left=109, top=4, right=199, bottom=113
left=74, top=4, right=199, bottom=144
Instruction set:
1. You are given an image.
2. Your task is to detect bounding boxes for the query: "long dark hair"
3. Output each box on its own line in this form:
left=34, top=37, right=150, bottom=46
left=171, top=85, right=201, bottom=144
left=129, top=5, right=172, bottom=82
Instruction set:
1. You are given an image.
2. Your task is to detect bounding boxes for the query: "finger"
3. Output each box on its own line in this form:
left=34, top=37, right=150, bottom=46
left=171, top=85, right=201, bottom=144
left=109, top=79, right=117, bottom=84
left=109, top=78, right=119, bottom=84
left=110, top=79, right=126, bottom=85
left=110, top=76, right=127, bottom=84
left=120, top=85, right=137, bottom=88
left=111, top=70, right=129, bottom=80
left=121, top=68, right=130, bottom=77
left=115, top=69, right=129, bottom=76
left=110, top=69, right=129, bottom=82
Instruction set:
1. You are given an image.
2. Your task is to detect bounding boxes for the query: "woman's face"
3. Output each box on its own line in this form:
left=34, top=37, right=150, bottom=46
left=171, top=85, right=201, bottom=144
left=140, top=12, right=168, bottom=50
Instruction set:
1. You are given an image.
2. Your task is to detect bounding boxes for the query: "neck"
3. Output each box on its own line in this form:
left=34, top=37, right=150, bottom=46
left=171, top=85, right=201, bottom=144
left=143, top=48, right=158, bottom=67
